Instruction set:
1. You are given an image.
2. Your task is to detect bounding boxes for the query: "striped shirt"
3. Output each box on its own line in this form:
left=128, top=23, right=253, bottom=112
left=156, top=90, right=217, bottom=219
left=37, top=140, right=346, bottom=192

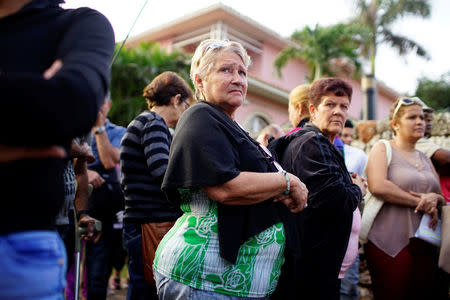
left=120, top=111, right=181, bottom=224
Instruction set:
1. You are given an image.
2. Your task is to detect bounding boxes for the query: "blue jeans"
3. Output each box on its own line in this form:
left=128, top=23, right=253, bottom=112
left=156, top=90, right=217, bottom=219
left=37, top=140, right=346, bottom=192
left=340, top=253, right=360, bottom=300
left=0, top=230, right=67, bottom=300
left=123, top=223, right=156, bottom=300
left=86, top=232, right=114, bottom=300
left=153, top=270, right=270, bottom=300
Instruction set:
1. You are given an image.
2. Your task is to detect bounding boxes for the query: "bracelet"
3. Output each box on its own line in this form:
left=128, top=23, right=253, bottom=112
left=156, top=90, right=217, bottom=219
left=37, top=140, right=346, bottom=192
left=76, top=209, right=90, bottom=219
left=281, top=170, right=290, bottom=195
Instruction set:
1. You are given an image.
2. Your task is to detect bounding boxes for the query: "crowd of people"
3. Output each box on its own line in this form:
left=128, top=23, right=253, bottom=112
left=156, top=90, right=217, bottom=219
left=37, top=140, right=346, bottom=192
left=2, top=1, right=450, bottom=300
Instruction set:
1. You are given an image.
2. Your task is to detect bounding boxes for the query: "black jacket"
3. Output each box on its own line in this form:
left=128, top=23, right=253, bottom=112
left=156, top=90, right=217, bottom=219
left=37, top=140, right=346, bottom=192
left=0, top=0, right=114, bottom=233
left=269, top=124, right=362, bottom=300
left=162, top=101, right=301, bottom=264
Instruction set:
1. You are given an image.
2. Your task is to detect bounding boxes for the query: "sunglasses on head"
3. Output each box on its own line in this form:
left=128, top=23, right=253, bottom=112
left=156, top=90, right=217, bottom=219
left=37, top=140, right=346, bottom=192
left=392, top=97, right=423, bottom=119
left=205, top=41, right=228, bottom=52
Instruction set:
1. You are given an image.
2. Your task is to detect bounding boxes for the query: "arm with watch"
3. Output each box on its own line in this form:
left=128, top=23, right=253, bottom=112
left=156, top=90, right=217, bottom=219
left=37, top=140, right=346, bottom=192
left=202, top=170, right=308, bottom=213
left=92, top=100, right=121, bottom=170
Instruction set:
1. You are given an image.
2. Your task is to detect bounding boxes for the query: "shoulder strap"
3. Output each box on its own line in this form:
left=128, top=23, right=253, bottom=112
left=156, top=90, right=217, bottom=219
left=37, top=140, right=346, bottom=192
left=379, top=139, right=392, bottom=166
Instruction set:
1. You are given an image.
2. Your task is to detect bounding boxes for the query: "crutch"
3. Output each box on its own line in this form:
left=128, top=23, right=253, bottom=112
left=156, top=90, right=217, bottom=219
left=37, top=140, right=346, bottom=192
left=73, top=184, right=102, bottom=300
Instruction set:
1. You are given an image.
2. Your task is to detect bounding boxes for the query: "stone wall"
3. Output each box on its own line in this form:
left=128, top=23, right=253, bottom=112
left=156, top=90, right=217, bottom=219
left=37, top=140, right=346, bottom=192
left=352, top=112, right=450, bottom=154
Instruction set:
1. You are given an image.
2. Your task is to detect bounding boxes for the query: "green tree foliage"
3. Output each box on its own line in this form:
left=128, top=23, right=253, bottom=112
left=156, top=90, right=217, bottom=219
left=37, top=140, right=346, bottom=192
left=109, top=41, right=191, bottom=126
left=351, top=0, right=431, bottom=76
left=274, top=23, right=363, bottom=82
left=415, top=72, right=450, bottom=111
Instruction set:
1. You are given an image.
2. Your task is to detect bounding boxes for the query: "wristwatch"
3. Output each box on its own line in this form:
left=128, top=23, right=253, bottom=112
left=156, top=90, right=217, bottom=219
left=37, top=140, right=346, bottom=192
left=94, top=126, right=106, bottom=134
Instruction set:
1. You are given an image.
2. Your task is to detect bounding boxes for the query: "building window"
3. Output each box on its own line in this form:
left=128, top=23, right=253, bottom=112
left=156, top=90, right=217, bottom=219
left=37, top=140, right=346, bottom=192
left=244, top=114, right=270, bottom=138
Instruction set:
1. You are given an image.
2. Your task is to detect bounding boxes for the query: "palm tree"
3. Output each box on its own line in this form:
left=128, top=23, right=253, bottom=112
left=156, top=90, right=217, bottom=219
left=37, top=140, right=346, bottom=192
left=274, top=23, right=362, bottom=82
left=352, top=0, right=431, bottom=76
left=110, top=41, right=191, bottom=126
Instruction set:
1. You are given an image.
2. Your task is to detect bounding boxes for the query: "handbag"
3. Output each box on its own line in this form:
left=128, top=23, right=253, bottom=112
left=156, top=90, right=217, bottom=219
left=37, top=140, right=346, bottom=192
left=359, top=139, right=392, bottom=244
left=141, top=221, right=176, bottom=285
left=439, top=205, right=450, bottom=273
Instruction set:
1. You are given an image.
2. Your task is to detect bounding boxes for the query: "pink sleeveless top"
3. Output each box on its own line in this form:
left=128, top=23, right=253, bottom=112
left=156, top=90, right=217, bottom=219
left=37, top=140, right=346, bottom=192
left=368, top=146, right=441, bottom=257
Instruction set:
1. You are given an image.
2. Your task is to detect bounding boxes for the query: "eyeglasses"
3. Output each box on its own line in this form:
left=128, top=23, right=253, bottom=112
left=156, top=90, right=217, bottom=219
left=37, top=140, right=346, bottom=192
left=392, top=97, right=423, bottom=120
left=182, top=99, right=190, bottom=109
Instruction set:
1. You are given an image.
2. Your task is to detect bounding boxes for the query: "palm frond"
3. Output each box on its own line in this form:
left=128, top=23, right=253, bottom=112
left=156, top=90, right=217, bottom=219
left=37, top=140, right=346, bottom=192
left=381, top=0, right=431, bottom=25
left=274, top=23, right=362, bottom=80
left=381, top=29, right=430, bottom=58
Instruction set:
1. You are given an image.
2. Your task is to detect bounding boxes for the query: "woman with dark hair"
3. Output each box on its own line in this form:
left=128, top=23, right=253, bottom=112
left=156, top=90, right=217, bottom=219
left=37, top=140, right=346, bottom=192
left=120, top=71, right=193, bottom=300
left=270, top=77, right=366, bottom=299
left=364, top=96, right=446, bottom=299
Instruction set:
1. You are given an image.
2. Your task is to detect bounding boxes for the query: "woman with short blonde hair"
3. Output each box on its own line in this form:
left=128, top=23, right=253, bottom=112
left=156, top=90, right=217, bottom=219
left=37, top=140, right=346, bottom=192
left=288, top=84, right=310, bottom=129
left=153, top=39, right=308, bottom=299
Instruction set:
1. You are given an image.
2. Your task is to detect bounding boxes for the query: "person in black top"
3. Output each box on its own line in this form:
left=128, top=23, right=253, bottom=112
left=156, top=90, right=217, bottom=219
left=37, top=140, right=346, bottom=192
left=0, top=0, right=114, bottom=298
left=153, top=39, right=308, bottom=299
left=270, top=77, right=366, bottom=300
left=86, top=95, right=127, bottom=300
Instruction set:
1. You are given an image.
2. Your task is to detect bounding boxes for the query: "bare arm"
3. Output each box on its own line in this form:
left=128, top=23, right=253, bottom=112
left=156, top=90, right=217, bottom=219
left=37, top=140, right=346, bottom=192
left=73, top=158, right=89, bottom=212
left=203, top=171, right=308, bottom=213
left=0, top=145, right=66, bottom=162
left=366, top=141, right=420, bottom=207
left=70, top=140, right=95, bottom=163
left=73, top=157, right=101, bottom=243
left=92, top=101, right=120, bottom=170
left=431, top=148, right=450, bottom=176
left=94, top=132, right=120, bottom=170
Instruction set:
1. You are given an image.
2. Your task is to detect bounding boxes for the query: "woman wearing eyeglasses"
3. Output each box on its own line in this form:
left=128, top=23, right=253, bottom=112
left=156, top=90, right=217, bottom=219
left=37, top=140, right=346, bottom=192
left=365, top=97, right=447, bottom=299
left=120, top=71, right=193, bottom=299
left=151, top=39, right=308, bottom=299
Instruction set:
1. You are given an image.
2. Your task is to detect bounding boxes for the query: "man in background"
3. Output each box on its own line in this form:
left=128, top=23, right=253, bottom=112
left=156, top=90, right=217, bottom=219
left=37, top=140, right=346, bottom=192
left=341, top=120, right=367, bottom=177
left=257, top=123, right=284, bottom=147
left=415, top=99, right=450, bottom=204
left=87, top=95, right=127, bottom=300
left=340, top=120, right=367, bottom=300
left=415, top=101, right=450, bottom=176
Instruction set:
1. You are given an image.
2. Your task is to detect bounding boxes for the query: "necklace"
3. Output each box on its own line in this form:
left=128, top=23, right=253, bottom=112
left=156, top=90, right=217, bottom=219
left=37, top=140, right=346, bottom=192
left=405, top=152, right=422, bottom=169
left=392, top=140, right=422, bottom=169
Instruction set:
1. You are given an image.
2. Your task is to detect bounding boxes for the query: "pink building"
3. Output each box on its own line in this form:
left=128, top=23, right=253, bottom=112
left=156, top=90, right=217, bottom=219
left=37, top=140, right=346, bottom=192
left=127, top=3, right=398, bottom=136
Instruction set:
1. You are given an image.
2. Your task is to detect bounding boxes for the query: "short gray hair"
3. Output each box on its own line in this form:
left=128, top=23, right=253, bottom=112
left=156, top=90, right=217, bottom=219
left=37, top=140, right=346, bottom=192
left=190, top=39, right=251, bottom=100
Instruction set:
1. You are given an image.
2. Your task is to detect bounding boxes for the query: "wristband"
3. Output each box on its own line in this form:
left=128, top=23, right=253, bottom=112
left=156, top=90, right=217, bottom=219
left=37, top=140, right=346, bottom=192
left=76, top=209, right=90, bottom=219
left=281, top=170, right=290, bottom=195
left=94, top=126, right=106, bottom=134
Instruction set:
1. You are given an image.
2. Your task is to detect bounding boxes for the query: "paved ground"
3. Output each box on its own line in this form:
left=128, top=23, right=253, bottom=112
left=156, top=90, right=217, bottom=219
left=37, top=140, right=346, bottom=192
left=106, top=277, right=127, bottom=300
left=103, top=281, right=374, bottom=300
left=106, top=288, right=127, bottom=300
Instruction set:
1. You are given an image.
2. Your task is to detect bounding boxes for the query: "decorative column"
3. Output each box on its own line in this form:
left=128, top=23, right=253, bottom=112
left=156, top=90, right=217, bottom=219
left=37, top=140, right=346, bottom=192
left=362, top=74, right=376, bottom=120
left=210, top=21, right=228, bottom=40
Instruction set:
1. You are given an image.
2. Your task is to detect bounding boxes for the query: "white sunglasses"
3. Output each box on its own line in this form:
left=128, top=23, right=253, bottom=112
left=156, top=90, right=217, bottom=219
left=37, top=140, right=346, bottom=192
left=205, top=41, right=228, bottom=52
left=392, top=97, right=423, bottom=119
